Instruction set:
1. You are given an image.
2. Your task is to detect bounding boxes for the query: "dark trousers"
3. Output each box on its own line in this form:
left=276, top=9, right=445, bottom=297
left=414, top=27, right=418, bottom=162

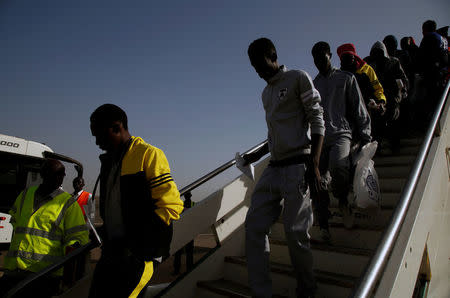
left=88, top=244, right=150, bottom=298
left=370, top=110, right=387, bottom=144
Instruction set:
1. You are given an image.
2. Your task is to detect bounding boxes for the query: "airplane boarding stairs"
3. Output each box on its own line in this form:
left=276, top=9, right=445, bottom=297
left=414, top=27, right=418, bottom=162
left=191, top=139, right=423, bottom=298
left=153, top=82, right=450, bottom=298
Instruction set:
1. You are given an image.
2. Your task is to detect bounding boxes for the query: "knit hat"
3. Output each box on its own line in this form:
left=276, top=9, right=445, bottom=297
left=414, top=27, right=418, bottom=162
left=337, top=43, right=366, bottom=69
left=337, top=43, right=357, bottom=58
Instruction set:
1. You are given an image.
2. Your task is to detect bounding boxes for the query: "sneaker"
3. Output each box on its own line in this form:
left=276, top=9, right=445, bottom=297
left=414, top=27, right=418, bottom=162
left=319, top=228, right=331, bottom=243
left=340, top=204, right=354, bottom=229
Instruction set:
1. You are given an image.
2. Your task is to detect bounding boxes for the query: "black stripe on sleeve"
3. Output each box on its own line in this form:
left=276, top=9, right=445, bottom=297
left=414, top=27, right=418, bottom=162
left=149, top=173, right=170, bottom=183
left=149, top=179, right=174, bottom=189
left=150, top=174, right=172, bottom=186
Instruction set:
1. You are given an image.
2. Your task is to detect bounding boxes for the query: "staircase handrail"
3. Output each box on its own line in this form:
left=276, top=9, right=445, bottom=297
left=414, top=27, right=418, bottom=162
left=179, top=140, right=268, bottom=197
left=352, top=81, right=450, bottom=297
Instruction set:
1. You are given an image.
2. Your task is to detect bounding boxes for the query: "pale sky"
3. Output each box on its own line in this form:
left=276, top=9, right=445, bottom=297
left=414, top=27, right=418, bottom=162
left=1, top=0, right=449, bottom=200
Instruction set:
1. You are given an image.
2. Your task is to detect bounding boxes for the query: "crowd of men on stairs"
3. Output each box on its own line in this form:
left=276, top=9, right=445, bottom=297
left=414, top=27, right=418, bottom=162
left=0, top=19, right=448, bottom=298
left=240, top=19, right=448, bottom=298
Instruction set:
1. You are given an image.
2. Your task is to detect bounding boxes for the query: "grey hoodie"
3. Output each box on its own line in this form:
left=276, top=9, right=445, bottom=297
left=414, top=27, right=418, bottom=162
left=371, top=41, right=389, bottom=58
left=262, top=66, right=325, bottom=161
left=313, top=67, right=371, bottom=146
left=366, top=41, right=409, bottom=103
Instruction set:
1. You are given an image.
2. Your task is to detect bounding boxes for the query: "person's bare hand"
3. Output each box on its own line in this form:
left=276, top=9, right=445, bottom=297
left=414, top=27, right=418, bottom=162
left=378, top=103, right=386, bottom=115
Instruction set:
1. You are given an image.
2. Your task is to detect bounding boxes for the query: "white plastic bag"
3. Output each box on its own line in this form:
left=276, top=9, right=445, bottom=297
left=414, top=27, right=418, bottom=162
left=352, top=141, right=381, bottom=209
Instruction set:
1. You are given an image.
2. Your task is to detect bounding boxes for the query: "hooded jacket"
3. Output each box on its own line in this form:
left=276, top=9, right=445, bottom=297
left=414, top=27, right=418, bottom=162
left=313, top=67, right=371, bottom=146
left=365, top=41, right=409, bottom=106
left=262, top=66, right=325, bottom=161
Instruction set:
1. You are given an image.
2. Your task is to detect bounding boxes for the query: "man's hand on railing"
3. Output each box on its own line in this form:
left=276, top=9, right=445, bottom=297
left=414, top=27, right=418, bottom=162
left=242, top=142, right=269, bottom=166
left=242, top=152, right=259, bottom=166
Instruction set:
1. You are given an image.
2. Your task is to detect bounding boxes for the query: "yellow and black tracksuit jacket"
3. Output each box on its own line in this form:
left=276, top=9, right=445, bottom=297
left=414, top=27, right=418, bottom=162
left=99, top=136, right=184, bottom=260
left=356, top=63, right=386, bottom=104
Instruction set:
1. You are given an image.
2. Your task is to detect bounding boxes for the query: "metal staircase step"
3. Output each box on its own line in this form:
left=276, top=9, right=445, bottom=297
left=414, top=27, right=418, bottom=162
left=271, top=221, right=383, bottom=250
left=373, top=154, right=416, bottom=166
left=269, top=238, right=373, bottom=277
left=329, top=192, right=400, bottom=208
left=397, top=138, right=423, bottom=146
left=376, top=144, right=420, bottom=156
left=197, top=279, right=287, bottom=298
left=379, top=178, right=406, bottom=193
left=275, top=206, right=392, bottom=233
left=223, top=256, right=356, bottom=298
left=375, top=165, right=411, bottom=178
left=310, top=225, right=383, bottom=250
left=327, top=206, right=393, bottom=228
left=370, top=192, right=399, bottom=208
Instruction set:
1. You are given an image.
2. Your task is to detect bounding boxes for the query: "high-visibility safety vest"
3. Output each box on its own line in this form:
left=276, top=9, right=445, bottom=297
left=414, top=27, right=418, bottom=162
left=5, top=186, right=89, bottom=275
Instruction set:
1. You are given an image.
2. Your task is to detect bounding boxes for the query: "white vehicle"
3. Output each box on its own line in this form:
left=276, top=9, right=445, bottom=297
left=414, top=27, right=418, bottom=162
left=0, top=134, right=56, bottom=244
left=0, top=134, right=84, bottom=243
left=0, top=134, right=54, bottom=213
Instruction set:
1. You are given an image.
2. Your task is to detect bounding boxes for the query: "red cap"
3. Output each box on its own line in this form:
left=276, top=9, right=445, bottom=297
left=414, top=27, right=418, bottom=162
left=337, top=43, right=357, bottom=58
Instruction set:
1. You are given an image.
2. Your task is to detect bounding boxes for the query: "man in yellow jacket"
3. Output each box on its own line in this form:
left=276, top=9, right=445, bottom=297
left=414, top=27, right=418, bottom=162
left=89, top=104, right=184, bottom=298
left=0, top=159, right=89, bottom=298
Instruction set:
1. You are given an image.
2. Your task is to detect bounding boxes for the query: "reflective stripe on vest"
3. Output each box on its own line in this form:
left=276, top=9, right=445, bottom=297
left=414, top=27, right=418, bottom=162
left=53, top=196, right=77, bottom=228
left=14, top=227, right=63, bottom=241
left=65, top=224, right=88, bottom=235
left=6, top=250, right=63, bottom=263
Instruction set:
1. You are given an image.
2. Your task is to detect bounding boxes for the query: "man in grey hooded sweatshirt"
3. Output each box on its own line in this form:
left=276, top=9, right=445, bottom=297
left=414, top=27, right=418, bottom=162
left=244, top=37, right=325, bottom=298
left=311, top=41, right=372, bottom=238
